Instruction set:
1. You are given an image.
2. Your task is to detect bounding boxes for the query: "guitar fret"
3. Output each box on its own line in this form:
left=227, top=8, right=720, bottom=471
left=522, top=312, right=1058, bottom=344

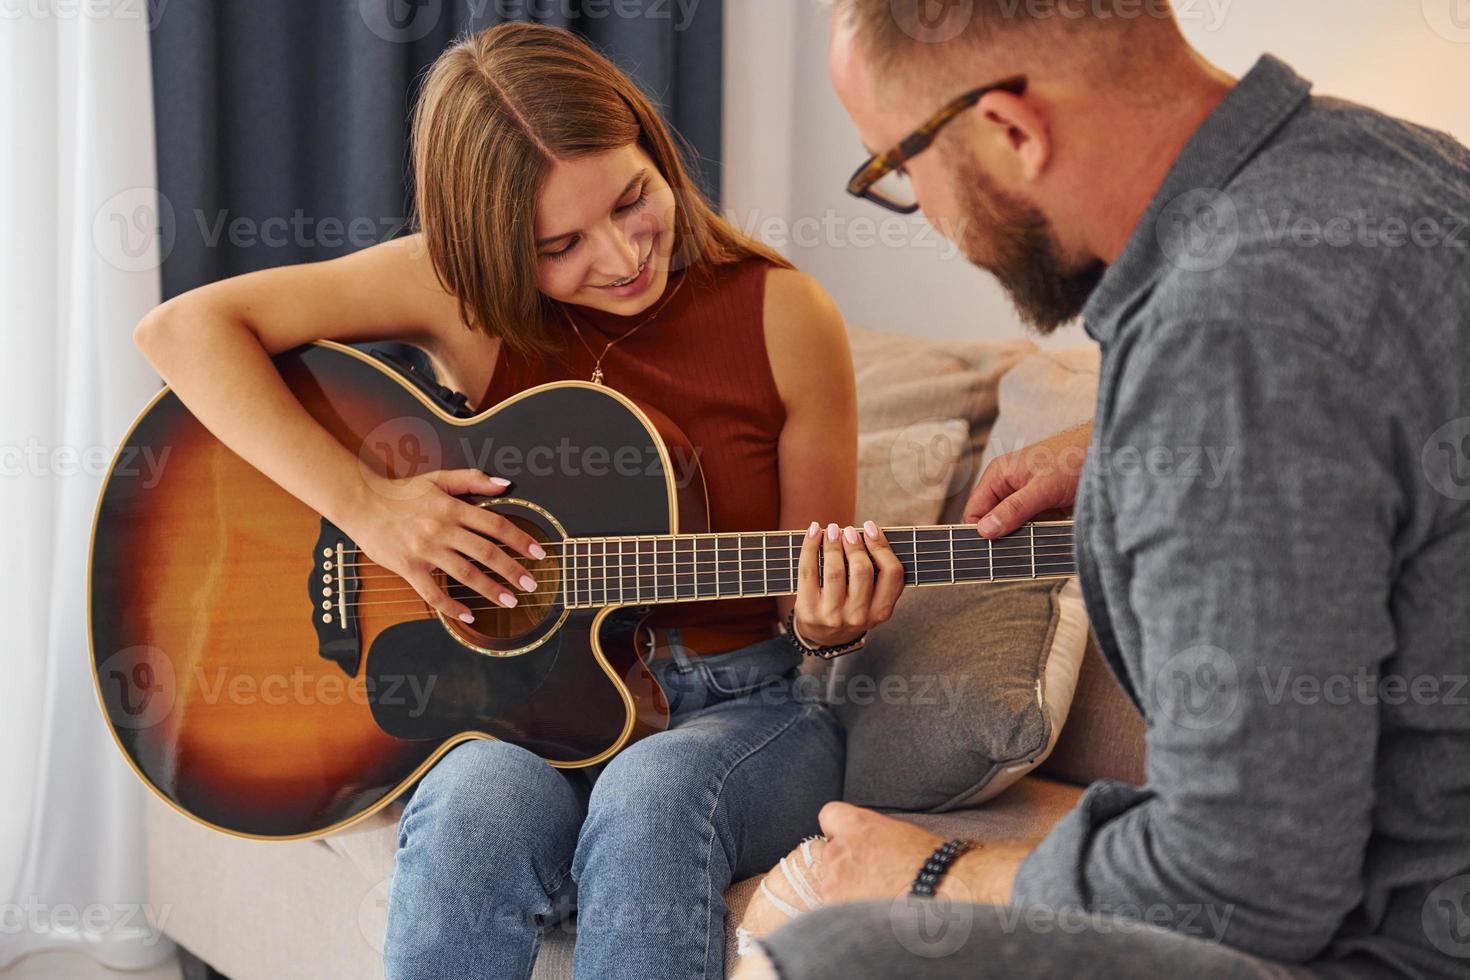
left=738, top=535, right=744, bottom=598
left=559, top=523, right=1076, bottom=609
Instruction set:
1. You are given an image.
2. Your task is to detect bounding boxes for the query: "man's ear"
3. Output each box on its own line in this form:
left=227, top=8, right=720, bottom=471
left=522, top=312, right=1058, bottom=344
left=976, top=90, right=1052, bottom=182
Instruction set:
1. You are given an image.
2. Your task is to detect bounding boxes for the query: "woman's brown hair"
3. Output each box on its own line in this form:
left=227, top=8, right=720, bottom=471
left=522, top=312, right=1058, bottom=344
left=411, top=21, right=791, bottom=357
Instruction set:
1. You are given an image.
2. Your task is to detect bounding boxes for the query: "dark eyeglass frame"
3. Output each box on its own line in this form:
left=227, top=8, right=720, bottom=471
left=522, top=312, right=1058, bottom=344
left=846, top=76, right=1029, bottom=215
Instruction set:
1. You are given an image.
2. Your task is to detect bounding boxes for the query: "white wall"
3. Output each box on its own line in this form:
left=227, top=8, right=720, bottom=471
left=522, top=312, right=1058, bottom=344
left=723, top=0, right=1470, bottom=345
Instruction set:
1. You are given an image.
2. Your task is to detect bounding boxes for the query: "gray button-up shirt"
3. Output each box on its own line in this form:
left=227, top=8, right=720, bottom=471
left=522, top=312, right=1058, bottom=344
left=1010, top=55, right=1470, bottom=980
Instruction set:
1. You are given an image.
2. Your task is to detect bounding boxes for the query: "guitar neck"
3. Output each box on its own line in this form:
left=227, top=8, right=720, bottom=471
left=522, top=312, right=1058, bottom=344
left=557, top=522, right=1076, bottom=609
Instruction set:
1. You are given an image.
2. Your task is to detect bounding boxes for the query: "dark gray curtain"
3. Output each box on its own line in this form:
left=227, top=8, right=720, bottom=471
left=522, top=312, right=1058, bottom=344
left=150, top=0, right=724, bottom=302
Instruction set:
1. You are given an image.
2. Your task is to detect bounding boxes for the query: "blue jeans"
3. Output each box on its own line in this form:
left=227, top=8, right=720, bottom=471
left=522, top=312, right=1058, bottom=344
left=382, top=632, right=845, bottom=980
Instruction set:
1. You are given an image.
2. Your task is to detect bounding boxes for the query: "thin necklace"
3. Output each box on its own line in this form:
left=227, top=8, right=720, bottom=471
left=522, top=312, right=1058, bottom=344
left=559, top=269, right=686, bottom=386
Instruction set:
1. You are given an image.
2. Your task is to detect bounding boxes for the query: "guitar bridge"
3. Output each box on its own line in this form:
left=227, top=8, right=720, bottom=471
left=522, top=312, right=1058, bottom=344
left=310, top=519, right=362, bottom=676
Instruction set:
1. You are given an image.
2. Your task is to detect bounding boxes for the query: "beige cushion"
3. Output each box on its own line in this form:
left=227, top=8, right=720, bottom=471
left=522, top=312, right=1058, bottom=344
left=972, top=346, right=1101, bottom=488
left=856, top=418, right=969, bottom=527
left=848, top=325, right=1035, bottom=523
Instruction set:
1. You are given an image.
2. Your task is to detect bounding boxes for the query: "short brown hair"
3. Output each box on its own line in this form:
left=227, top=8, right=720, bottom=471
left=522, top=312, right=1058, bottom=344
left=411, top=22, right=790, bottom=357
left=834, top=0, right=1179, bottom=83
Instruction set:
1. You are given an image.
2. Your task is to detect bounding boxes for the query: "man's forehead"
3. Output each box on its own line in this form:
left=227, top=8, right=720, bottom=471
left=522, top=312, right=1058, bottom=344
left=829, top=16, right=910, bottom=146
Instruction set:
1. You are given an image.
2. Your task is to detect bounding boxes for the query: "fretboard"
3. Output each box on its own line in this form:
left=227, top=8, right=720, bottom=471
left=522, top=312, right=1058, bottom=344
left=557, top=522, right=1075, bottom=609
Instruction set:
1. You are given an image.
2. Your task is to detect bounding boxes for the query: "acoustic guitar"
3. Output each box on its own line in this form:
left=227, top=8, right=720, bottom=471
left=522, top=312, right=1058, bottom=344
left=88, top=341, right=1077, bottom=841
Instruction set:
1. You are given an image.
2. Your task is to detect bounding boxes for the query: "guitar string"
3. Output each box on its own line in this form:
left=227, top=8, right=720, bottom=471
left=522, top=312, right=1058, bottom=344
left=330, top=525, right=1077, bottom=559
left=335, top=547, right=1078, bottom=587
left=328, top=542, right=1077, bottom=588
left=330, top=533, right=1077, bottom=568
left=327, top=541, right=1077, bottom=598
left=326, top=557, right=1081, bottom=614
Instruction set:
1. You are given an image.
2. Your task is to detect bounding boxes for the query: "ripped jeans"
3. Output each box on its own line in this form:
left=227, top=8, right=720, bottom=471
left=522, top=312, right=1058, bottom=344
left=382, top=632, right=845, bottom=980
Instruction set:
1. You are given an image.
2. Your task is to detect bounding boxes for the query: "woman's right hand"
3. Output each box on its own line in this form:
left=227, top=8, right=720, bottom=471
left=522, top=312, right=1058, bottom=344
left=347, top=467, right=547, bottom=624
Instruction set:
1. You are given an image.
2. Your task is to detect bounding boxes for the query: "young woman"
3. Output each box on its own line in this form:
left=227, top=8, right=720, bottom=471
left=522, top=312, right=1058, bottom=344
left=134, top=21, right=904, bottom=980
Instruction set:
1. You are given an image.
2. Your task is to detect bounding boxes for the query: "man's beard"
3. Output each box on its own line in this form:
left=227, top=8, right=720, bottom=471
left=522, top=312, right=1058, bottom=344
left=953, top=162, right=1105, bottom=335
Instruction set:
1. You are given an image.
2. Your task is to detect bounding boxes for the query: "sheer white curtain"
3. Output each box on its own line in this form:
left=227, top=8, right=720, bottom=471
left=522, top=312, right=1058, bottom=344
left=1, top=0, right=172, bottom=970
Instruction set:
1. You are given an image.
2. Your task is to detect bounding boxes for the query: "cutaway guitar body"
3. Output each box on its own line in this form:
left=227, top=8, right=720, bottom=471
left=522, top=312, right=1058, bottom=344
left=89, top=342, right=702, bottom=840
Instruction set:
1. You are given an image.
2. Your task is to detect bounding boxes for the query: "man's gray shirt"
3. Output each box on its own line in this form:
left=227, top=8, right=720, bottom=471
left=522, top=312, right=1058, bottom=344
left=1010, top=55, right=1470, bottom=979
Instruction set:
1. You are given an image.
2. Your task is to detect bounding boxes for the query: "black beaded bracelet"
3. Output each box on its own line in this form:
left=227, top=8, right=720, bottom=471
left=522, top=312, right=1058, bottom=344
left=783, top=609, right=867, bottom=660
left=910, top=838, right=978, bottom=898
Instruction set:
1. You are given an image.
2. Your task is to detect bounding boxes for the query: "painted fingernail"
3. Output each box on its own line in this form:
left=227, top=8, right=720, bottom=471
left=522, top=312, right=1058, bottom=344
left=826, top=523, right=840, bottom=542
left=489, top=477, right=512, bottom=487
left=979, top=515, right=1002, bottom=537
left=864, top=521, right=878, bottom=539
left=459, top=612, right=476, bottom=624
left=530, top=544, right=547, bottom=560
left=520, top=575, right=538, bottom=592
left=843, top=526, right=859, bottom=544
left=500, top=593, right=518, bottom=608
left=808, top=521, right=821, bottom=538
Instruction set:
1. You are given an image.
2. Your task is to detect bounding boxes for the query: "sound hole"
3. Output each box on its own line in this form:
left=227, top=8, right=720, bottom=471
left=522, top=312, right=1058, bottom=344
left=436, top=508, right=566, bottom=653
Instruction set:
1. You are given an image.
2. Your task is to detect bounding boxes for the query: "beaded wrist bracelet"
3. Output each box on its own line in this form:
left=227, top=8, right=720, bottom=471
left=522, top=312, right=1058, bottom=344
left=910, top=838, right=978, bottom=898
left=783, top=609, right=867, bottom=660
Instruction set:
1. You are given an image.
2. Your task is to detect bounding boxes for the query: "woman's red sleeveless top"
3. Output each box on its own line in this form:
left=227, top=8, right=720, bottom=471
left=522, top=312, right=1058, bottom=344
left=481, top=258, right=785, bottom=647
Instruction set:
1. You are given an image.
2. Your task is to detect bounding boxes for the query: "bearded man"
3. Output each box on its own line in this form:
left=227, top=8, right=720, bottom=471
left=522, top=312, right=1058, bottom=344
left=736, top=2, right=1470, bottom=978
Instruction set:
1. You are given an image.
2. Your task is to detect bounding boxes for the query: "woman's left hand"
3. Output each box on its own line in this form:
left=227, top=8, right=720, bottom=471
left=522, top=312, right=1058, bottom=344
left=793, top=521, right=905, bottom=648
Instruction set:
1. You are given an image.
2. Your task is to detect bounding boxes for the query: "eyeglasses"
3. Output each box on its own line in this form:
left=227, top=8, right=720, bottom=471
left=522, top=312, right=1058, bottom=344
left=846, top=76, right=1028, bottom=215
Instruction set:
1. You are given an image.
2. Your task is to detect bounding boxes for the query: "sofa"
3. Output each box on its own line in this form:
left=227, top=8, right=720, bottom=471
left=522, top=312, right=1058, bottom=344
left=146, top=327, right=1146, bottom=979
